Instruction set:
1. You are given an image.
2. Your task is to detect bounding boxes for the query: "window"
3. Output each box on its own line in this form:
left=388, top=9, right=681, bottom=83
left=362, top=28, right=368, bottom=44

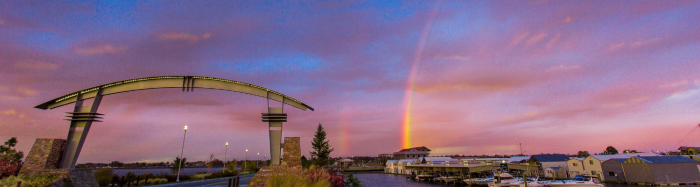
left=573, top=163, right=578, bottom=166
left=608, top=172, right=615, bottom=176
left=589, top=160, right=594, bottom=165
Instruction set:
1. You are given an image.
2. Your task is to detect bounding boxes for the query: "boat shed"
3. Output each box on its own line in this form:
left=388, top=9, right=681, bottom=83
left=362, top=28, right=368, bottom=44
left=406, top=163, right=494, bottom=178
left=601, top=158, right=628, bottom=182
left=622, top=156, right=700, bottom=184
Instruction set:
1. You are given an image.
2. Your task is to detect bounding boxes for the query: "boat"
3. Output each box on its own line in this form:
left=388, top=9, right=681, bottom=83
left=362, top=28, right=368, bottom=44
left=415, top=172, right=432, bottom=180
left=464, top=176, right=495, bottom=186
left=546, top=175, right=603, bottom=187
left=485, top=173, right=521, bottom=187
left=507, top=176, right=543, bottom=187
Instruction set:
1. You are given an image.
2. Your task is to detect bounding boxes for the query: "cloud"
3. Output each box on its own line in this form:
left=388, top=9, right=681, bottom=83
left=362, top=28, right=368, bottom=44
left=511, top=31, right=530, bottom=46
left=414, top=83, right=509, bottom=93
left=15, top=87, right=37, bottom=97
left=564, top=16, right=573, bottom=23
left=158, top=32, right=212, bottom=42
left=433, top=55, right=470, bottom=60
left=546, top=65, right=580, bottom=72
left=527, top=32, right=548, bottom=45
left=630, top=37, right=661, bottom=48
left=1, top=109, right=16, bottom=115
left=13, top=60, right=58, bottom=70
left=659, top=80, right=688, bottom=89
left=75, top=44, right=122, bottom=55
left=545, top=33, right=561, bottom=48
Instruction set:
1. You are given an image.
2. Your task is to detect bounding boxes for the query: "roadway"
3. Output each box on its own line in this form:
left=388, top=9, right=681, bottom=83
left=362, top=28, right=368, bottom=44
left=147, top=174, right=254, bottom=187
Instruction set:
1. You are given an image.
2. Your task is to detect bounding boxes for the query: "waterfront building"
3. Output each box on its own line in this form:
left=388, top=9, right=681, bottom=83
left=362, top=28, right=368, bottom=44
left=393, top=146, right=430, bottom=159
left=458, top=157, right=508, bottom=165
left=544, top=166, right=569, bottom=179
left=422, top=157, right=459, bottom=164
left=384, top=159, right=420, bottom=175
left=622, top=156, right=700, bottom=184
left=566, top=157, right=585, bottom=176
left=508, top=156, right=530, bottom=163
left=682, top=155, right=700, bottom=161
left=582, top=152, right=658, bottom=180
left=601, top=158, right=628, bottom=182
left=678, top=146, right=700, bottom=155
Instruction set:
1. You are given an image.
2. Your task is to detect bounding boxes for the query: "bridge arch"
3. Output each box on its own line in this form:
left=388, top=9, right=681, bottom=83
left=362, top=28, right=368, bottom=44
left=35, top=75, right=313, bottom=169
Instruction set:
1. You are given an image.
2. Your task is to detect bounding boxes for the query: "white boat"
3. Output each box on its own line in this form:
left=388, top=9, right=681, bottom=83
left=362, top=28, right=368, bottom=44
left=465, top=176, right=495, bottom=186
left=486, top=173, right=522, bottom=187
left=546, top=175, right=603, bottom=187
left=507, top=176, right=543, bottom=187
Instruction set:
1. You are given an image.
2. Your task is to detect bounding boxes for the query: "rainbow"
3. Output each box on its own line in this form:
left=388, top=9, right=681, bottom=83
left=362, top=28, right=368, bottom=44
left=402, top=3, right=439, bottom=149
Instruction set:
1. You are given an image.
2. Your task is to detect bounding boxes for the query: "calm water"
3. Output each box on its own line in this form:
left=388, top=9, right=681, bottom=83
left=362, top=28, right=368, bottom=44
left=114, top=167, right=240, bottom=176
left=354, top=173, right=462, bottom=187
left=353, top=173, right=700, bottom=187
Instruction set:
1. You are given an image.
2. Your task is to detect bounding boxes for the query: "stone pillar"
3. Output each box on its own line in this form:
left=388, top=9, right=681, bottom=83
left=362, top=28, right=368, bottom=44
left=282, top=137, right=301, bottom=167
left=262, top=107, right=286, bottom=166
left=19, top=139, right=66, bottom=176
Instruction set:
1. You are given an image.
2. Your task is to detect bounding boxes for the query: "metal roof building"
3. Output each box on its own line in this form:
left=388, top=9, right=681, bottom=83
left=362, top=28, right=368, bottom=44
left=622, top=156, right=700, bottom=184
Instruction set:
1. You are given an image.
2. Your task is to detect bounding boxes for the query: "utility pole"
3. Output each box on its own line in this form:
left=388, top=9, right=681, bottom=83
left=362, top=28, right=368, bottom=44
left=520, top=143, right=523, bottom=155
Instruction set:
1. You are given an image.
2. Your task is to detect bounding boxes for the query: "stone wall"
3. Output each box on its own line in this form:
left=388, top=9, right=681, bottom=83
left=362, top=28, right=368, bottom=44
left=19, top=139, right=66, bottom=176
left=282, top=137, right=301, bottom=167
left=18, top=138, right=99, bottom=187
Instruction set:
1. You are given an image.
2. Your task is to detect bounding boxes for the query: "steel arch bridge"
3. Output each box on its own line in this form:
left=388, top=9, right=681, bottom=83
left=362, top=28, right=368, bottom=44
left=35, top=75, right=314, bottom=169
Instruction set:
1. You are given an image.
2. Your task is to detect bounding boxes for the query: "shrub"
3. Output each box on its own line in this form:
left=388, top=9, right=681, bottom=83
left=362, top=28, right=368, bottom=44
left=266, top=167, right=332, bottom=187
left=0, top=160, right=22, bottom=179
left=205, top=170, right=238, bottom=179
left=144, top=178, right=167, bottom=184
left=343, top=173, right=363, bottom=187
left=94, top=168, right=113, bottom=186
left=192, top=174, right=210, bottom=180
left=0, top=174, right=60, bottom=187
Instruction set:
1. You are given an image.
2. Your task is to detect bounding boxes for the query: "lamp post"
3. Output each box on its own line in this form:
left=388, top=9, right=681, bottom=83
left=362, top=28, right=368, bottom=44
left=264, top=154, right=267, bottom=166
left=224, top=142, right=228, bottom=171
left=245, top=149, right=248, bottom=173
left=257, top=153, right=260, bottom=167
left=176, top=125, right=187, bottom=182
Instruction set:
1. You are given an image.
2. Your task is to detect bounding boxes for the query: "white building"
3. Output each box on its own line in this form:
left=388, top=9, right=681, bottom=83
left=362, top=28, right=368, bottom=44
left=393, top=146, right=431, bottom=159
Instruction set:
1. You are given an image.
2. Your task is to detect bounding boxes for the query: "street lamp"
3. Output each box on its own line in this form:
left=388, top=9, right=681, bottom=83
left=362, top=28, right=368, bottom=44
left=224, top=142, right=228, bottom=171
left=245, top=149, right=248, bottom=173
left=176, top=125, right=188, bottom=182
left=264, top=154, right=267, bottom=166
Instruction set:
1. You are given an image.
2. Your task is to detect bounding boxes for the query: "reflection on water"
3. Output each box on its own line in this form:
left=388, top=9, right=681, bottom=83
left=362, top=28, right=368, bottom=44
left=353, top=173, right=700, bottom=187
left=354, top=173, right=462, bottom=187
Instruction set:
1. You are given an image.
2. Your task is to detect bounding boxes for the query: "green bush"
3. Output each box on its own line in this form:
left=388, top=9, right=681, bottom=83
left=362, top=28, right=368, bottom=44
left=144, top=178, right=167, bottom=184
left=94, top=168, right=114, bottom=186
left=0, top=174, right=60, bottom=187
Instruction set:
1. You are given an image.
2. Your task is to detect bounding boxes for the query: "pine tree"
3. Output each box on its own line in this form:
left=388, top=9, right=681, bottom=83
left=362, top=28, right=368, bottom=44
left=310, top=123, right=334, bottom=167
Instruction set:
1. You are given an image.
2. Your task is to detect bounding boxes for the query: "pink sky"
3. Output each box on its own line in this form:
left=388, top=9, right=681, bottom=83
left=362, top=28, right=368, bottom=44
left=1, top=1, right=700, bottom=163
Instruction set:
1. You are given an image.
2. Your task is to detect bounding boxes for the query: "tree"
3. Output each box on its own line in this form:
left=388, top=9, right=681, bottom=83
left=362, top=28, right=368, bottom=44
left=0, top=137, right=23, bottom=163
left=623, top=149, right=638, bottom=153
left=224, top=159, right=238, bottom=172
left=577, top=151, right=590, bottom=158
left=171, top=157, right=187, bottom=174
left=1, top=137, right=24, bottom=178
left=604, top=146, right=619, bottom=154
left=301, top=155, right=310, bottom=168
left=109, top=161, right=124, bottom=168
left=310, top=123, right=334, bottom=167
left=207, top=154, right=215, bottom=174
